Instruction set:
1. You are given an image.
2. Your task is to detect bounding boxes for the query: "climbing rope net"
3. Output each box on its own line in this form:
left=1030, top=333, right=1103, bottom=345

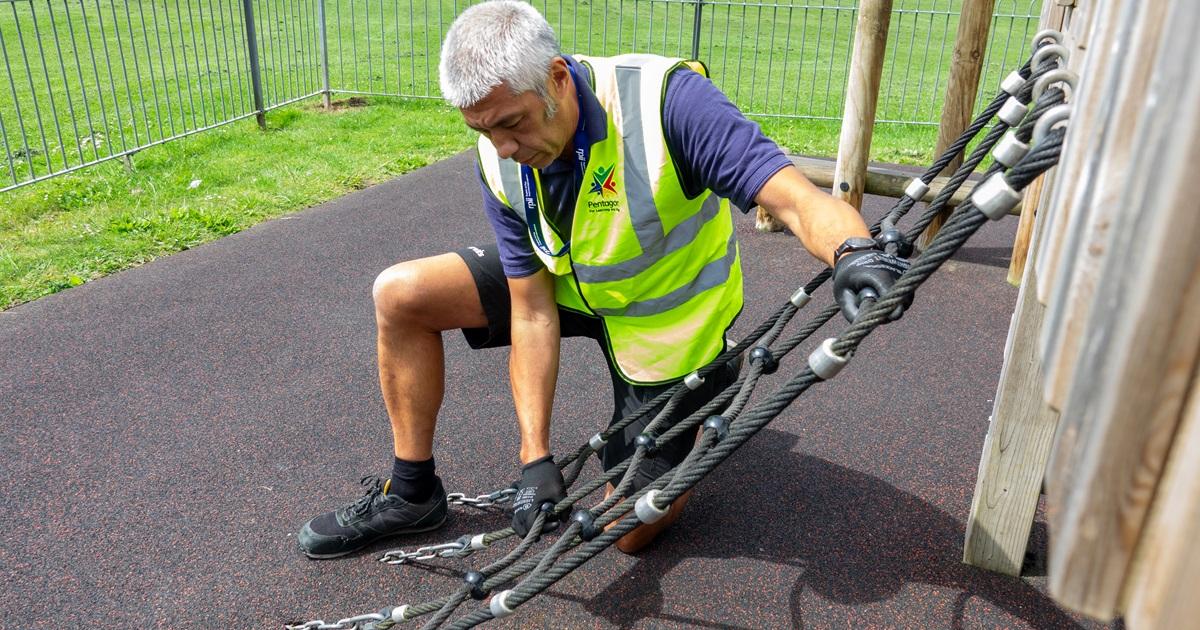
left=287, top=30, right=1078, bottom=630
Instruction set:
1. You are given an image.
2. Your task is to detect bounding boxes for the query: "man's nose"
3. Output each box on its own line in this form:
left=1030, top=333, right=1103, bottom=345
left=492, top=132, right=518, bottom=160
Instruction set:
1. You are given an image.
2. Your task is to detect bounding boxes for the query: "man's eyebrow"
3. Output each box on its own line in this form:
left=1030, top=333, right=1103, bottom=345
left=468, top=113, right=521, bottom=132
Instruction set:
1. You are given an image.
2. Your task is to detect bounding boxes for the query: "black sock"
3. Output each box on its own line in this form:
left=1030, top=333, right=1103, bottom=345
left=389, top=456, right=437, bottom=502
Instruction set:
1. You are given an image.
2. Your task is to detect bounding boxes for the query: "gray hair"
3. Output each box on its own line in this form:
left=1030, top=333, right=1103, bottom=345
left=438, top=1, right=561, bottom=109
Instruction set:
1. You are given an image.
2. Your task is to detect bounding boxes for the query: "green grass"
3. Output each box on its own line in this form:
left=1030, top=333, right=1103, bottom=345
left=0, top=95, right=473, bottom=309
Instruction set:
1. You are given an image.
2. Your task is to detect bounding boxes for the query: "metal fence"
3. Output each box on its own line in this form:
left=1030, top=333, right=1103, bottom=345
left=0, top=0, right=1040, bottom=192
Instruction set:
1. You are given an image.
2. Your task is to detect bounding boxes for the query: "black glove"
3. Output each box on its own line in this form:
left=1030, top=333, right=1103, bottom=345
left=511, top=455, right=565, bottom=537
left=831, top=249, right=912, bottom=323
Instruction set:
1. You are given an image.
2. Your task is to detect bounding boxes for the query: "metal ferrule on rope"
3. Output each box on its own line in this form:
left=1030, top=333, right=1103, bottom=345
left=489, top=590, right=515, bottom=619
left=635, top=489, right=670, bottom=524
left=904, top=178, right=930, bottom=201
left=992, top=131, right=1030, bottom=168
left=998, top=97, right=1029, bottom=126
left=588, top=433, right=608, bottom=450
left=684, top=371, right=705, bottom=390
left=808, top=338, right=849, bottom=380
left=789, top=287, right=812, bottom=308
left=1001, top=70, right=1026, bottom=96
left=972, top=172, right=1023, bottom=221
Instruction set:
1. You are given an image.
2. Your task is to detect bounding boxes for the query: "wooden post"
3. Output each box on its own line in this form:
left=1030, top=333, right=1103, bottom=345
left=1044, top=0, right=1200, bottom=614
left=919, top=0, right=995, bottom=249
left=832, top=0, right=893, bottom=211
left=1122, top=368, right=1200, bottom=628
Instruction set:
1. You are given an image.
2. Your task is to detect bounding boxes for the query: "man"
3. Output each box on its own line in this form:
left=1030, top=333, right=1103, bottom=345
left=297, top=0, right=910, bottom=558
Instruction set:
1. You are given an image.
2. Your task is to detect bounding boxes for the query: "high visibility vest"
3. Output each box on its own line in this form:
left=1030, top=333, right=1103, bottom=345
left=477, top=53, right=743, bottom=384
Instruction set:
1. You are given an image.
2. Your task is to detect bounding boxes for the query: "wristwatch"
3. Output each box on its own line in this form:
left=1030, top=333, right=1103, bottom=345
left=833, top=237, right=881, bottom=265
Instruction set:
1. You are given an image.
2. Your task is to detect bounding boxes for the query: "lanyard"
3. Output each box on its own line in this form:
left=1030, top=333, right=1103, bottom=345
left=522, top=65, right=589, bottom=258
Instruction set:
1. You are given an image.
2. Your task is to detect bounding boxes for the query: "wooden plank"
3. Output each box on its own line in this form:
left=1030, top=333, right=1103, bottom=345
left=1122, top=364, right=1200, bottom=629
left=1038, top=0, right=1171, bottom=410
left=832, top=0, right=892, bottom=211
left=963, top=263, right=1061, bottom=575
left=1045, top=0, right=1200, bottom=616
left=789, top=156, right=980, bottom=208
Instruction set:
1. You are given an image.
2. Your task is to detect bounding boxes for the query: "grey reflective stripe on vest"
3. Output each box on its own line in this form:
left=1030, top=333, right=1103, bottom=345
left=590, top=233, right=737, bottom=317
left=615, top=63, right=664, bottom=252
left=497, top=159, right=527, bottom=220
left=573, top=194, right=722, bottom=283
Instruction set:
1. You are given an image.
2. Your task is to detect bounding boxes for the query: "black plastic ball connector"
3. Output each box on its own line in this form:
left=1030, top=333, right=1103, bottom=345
left=875, top=228, right=913, bottom=258
left=463, top=570, right=489, bottom=600
left=703, top=414, right=729, bottom=442
left=749, top=346, right=779, bottom=374
left=635, top=433, right=660, bottom=458
left=571, top=509, right=601, bottom=541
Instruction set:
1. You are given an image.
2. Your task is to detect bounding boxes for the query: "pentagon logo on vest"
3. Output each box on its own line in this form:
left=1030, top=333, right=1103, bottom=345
left=587, top=164, right=620, bottom=212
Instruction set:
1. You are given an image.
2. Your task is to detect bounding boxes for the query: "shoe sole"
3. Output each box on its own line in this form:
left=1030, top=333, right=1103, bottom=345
left=301, top=512, right=448, bottom=560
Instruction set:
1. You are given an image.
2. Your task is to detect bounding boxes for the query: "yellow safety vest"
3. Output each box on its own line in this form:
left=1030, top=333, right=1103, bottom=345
left=477, top=53, right=743, bottom=384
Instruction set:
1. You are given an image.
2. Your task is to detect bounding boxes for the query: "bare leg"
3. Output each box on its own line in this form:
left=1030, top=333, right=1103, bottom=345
left=372, top=253, right=488, bottom=460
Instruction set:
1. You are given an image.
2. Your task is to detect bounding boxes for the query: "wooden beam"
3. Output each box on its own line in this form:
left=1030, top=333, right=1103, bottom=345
left=1045, top=0, right=1200, bottom=616
left=1122, top=364, right=1200, bottom=628
left=920, top=0, right=996, bottom=249
left=788, top=156, right=986, bottom=209
left=832, top=0, right=893, bottom=211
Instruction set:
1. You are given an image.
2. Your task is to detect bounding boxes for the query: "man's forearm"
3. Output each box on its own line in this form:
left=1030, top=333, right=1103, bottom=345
left=508, top=271, right=561, bottom=465
left=756, top=166, right=871, bottom=267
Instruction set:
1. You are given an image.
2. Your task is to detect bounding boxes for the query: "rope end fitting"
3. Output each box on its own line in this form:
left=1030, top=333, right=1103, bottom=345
left=789, top=287, right=812, bottom=308
left=635, top=433, right=660, bottom=458
left=992, top=131, right=1030, bottom=168
left=971, top=172, right=1023, bottom=221
left=1001, top=70, right=1026, bottom=96
left=904, top=178, right=930, bottom=201
left=489, top=590, right=516, bottom=619
left=572, top=509, right=601, bottom=541
left=635, top=490, right=671, bottom=524
left=464, top=570, right=490, bottom=600
left=808, top=338, right=849, bottom=380
left=588, top=432, right=608, bottom=451
left=390, top=605, right=411, bottom=623
left=998, top=97, right=1029, bottom=127
left=684, top=371, right=705, bottom=390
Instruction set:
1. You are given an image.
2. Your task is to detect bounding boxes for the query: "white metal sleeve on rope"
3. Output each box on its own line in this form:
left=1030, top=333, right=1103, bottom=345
left=904, top=178, right=930, bottom=200
left=489, top=591, right=515, bottom=619
left=972, top=173, right=1023, bottom=221
left=684, top=372, right=705, bottom=390
left=808, top=338, right=849, bottom=380
left=635, top=490, right=670, bottom=524
left=992, top=131, right=1030, bottom=167
left=1001, top=70, right=1025, bottom=96
left=470, top=534, right=488, bottom=550
left=589, top=433, right=608, bottom=451
left=998, top=97, right=1029, bottom=126
left=390, top=605, right=410, bottom=623
left=789, top=287, right=811, bottom=308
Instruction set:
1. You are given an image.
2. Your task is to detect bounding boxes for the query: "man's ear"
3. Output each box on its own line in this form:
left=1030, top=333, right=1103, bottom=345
left=547, top=57, right=571, bottom=95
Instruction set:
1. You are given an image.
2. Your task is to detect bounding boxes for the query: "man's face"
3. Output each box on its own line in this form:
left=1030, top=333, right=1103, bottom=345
left=461, top=59, right=576, bottom=169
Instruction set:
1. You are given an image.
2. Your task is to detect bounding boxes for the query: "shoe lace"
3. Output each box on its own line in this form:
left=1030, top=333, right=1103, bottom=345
left=340, top=475, right=387, bottom=520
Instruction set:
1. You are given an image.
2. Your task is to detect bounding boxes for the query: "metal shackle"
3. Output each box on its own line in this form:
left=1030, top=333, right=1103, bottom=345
left=1033, top=103, right=1073, bottom=146
left=1032, top=68, right=1079, bottom=102
left=1032, top=43, right=1070, bottom=69
left=1032, top=29, right=1063, bottom=48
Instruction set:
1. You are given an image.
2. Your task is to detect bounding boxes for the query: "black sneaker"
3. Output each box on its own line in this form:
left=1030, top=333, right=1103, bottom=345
left=298, top=475, right=447, bottom=559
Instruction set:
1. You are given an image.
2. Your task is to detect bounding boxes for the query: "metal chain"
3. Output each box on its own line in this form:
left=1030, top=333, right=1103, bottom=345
left=446, top=488, right=516, bottom=508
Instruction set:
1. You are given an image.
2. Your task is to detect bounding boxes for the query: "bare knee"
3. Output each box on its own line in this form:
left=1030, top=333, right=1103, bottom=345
left=372, top=263, right=428, bottom=328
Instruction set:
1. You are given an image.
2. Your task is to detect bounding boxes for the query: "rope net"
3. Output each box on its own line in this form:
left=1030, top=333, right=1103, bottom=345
left=287, top=32, right=1076, bottom=630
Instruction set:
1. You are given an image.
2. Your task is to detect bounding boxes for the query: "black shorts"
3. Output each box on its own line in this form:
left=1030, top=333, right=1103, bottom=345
left=454, top=244, right=740, bottom=491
